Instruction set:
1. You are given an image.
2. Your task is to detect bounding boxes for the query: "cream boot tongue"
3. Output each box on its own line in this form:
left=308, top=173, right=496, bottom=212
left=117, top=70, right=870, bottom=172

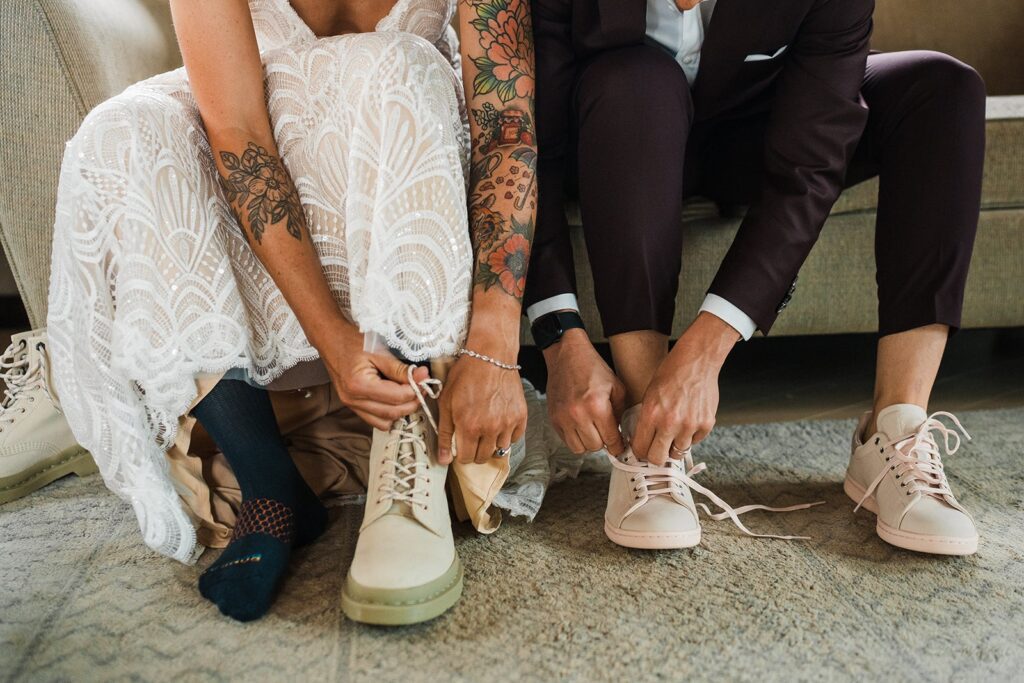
left=876, top=403, right=928, bottom=439
left=385, top=438, right=419, bottom=520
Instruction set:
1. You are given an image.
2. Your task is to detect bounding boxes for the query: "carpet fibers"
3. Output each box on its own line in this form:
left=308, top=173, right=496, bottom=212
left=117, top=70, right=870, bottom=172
left=3, top=409, right=1023, bottom=682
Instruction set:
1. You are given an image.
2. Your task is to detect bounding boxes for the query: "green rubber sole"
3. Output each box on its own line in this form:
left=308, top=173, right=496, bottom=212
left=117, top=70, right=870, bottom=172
left=341, top=556, right=463, bottom=626
left=0, top=448, right=97, bottom=505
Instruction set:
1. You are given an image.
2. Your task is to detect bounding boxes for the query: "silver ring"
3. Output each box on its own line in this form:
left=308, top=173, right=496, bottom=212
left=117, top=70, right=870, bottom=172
left=494, top=446, right=511, bottom=458
left=669, top=444, right=687, bottom=457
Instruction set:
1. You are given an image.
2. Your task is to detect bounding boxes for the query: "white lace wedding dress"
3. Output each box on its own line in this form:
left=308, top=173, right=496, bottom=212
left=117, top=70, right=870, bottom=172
left=48, top=0, right=475, bottom=563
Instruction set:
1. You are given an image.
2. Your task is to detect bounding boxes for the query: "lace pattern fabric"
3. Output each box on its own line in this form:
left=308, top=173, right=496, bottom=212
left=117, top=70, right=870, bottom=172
left=47, top=0, right=470, bottom=562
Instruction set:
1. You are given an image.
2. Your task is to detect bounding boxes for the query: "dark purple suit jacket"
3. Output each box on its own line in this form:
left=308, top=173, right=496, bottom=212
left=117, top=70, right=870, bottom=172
left=538, top=0, right=874, bottom=332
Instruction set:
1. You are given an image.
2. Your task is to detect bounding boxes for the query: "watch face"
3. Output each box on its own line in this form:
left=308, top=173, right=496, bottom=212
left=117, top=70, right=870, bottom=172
left=532, top=311, right=583, bottom=349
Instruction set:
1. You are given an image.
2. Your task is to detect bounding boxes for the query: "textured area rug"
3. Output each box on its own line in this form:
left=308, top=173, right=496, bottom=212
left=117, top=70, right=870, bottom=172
left=2, top=409, right=1023, bottom=682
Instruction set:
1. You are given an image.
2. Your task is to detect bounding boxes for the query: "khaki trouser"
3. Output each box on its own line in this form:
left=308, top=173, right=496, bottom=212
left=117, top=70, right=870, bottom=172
left=167, top=375, right=508, bottom=549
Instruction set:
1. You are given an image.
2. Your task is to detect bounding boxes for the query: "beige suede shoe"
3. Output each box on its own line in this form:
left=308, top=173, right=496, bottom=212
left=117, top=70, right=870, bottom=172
left=845, top=404, right=978, bottom=556
left=342, top=373, right=461, bottom=625
left=0, top=329, right=95, bottom=505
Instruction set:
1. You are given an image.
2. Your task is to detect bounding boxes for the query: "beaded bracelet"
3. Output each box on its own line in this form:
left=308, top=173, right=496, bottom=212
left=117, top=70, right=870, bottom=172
left=457, top=348, right=522, bottom=371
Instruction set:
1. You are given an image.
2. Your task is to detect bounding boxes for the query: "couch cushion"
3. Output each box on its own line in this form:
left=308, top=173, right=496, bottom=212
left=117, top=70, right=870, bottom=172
left=0, top=0, right=182, bottom=326
left=981, top=96, right=1024, bottom=209
left=834, top=96, right=1024, bottom=214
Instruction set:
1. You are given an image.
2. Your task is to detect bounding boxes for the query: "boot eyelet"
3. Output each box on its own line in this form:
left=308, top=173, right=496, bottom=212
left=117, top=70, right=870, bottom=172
left=874, top=438, right=879, bottom=445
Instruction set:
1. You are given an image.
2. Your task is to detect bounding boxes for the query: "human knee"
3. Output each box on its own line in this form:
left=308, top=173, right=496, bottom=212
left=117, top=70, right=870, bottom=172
left=322, top=32, right=454, bottom=89
left=577, top=46, right=691, bottom=117
left=913, top=51, right=986, bottom=111
left=71, top=87, right=187, bottom=161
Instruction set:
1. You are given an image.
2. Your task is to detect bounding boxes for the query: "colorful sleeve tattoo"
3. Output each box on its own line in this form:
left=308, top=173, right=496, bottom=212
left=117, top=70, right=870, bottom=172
left=460, top=0, right=538, bottom=302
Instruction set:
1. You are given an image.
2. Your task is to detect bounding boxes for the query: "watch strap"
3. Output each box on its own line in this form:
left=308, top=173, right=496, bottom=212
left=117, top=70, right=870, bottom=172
left=531, top=310, right=585, bottom=350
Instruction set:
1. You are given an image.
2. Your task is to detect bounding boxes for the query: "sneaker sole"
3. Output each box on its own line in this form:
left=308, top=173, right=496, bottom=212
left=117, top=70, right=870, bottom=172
left=341, top=556, right=463, bottom=626
left=843, top=476, right=977, bottom=556
left=0, top=447, right=97, bottom=505
left=604, top=519, right=701, bottom=549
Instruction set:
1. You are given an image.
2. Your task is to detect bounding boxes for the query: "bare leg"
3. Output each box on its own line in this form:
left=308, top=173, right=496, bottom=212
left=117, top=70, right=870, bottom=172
left=608, top=330, right=669, bottom=407
left=866, top=323, right=949, bottom=437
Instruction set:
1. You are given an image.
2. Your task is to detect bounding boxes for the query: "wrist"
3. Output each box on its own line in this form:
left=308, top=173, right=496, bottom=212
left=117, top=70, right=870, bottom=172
left=465, top=309, right=521, bottom=365
left=306, top=314, right=360, bottom=359
left=541, top=327, right=590, bottom=366
left=676, top=312, right=738, bottom=368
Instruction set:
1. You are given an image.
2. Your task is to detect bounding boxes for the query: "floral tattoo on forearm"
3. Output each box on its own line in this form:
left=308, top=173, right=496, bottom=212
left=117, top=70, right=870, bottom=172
left=462, top=0, right=538, bottom=301
left=218, top=142, right=305, bottom=245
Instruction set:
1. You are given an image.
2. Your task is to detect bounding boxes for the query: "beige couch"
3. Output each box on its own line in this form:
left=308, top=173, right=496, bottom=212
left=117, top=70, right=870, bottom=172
left=1, top=0, right=1022, bottom=339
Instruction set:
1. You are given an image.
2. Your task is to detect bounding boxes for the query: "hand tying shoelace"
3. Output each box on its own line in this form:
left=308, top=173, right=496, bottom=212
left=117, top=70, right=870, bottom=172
left=853, top=411, right=971, bottom=515
left=607, top=449, right=825, bottom=540
left=374, top=366, right=442, bottom=509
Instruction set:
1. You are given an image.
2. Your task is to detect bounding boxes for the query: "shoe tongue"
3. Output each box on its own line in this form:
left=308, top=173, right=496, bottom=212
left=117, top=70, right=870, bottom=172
left=620, top=404, right=642, bottom=442
left=383, top=439, right=419, bottom=519
left=877, top=404, right=927, bottom=440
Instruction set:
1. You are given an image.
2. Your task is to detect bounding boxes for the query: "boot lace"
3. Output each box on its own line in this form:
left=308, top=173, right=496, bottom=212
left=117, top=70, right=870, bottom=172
left=854, top=411, right=970, bottom=513
left=609, top=450, right=824, bottom=540
left=0, top=338, right=60, bottom=433
left=376, top=365, right=442, bottom=509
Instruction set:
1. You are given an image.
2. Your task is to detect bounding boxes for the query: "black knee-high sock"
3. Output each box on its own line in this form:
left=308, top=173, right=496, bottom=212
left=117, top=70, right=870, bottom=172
left=191, top=379, right=326, bottom=622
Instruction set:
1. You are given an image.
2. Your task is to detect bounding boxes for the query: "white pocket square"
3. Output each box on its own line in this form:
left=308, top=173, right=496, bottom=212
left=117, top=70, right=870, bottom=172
left=744, top=45, right=788, bottom=62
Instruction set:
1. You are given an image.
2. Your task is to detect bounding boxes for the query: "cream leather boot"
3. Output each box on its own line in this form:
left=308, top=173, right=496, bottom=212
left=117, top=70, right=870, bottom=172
left=0, top=329, right=95, bottom=504
left=342, top=380, right=461, bottom=625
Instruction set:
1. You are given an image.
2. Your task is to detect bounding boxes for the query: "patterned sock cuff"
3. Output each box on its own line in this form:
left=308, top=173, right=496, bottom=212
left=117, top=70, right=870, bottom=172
left=232, top=498, right=295, bottom=544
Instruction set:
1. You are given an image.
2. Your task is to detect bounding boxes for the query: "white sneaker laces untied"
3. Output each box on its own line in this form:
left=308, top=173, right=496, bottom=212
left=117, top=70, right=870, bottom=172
left=608, top=451, right=824, bottom=540
left=854, top=411, right=971, bottom=514
left=0, top=338, right=60, bottom=432
left=376, top=365, right=442, bottom=509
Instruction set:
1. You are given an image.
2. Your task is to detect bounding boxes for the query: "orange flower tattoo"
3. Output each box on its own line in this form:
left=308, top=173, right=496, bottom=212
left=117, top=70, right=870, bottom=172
left=485, top=232, right=530, bottom=298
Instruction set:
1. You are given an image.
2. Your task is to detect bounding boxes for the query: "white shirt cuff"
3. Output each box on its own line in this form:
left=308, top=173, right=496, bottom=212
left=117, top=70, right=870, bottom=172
left=526, top=293, right=580, bottom=323
left=699, top=293, right=757, bottom=341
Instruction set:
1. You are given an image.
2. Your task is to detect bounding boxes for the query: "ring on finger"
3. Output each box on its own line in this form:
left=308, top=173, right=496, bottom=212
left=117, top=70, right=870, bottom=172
left=669, top=443, right=688, bottom=457
left=493, top=446, right=511, bottom=458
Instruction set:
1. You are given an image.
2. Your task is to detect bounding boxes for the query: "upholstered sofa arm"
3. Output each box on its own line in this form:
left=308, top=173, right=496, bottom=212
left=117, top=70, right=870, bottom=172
left=0, top=0, right=181, bottom=327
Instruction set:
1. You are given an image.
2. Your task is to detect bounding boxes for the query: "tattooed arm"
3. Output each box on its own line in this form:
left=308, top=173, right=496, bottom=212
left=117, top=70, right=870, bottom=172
left=437, top=0, right=538, bottom=465
left=169, top=0, right=428, bottom=429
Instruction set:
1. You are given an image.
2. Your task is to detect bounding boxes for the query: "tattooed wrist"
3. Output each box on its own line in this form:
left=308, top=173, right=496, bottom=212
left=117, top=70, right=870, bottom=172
left=217, top=142, right=305, bottom=245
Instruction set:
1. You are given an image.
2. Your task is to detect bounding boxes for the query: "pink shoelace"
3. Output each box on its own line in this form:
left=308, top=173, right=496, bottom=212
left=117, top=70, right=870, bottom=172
left=853, top=411, right=972, bottom=515
left=608, top=450, right=824, bottom=540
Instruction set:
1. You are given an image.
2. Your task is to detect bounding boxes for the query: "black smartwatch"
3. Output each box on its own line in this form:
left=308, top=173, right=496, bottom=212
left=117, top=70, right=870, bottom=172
left=531, top=310, right=586, bottom=350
